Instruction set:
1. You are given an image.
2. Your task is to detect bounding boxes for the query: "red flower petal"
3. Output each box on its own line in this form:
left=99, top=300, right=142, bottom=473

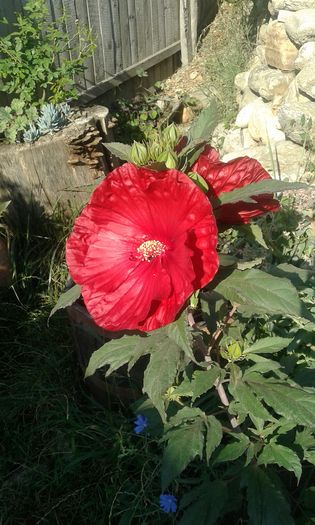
left=66, top=163, right=219, bottom=332
left=192, top=148, right=280, bottom=225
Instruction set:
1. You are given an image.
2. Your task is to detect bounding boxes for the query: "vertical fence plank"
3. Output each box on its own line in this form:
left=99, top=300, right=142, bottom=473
left=127, top=0, right=138, bottom=64
left=119, top=0, right=132, bottom=69
left=111, top=0, right=123, bottom=73
left=73, top=0, right=95, bottom=87
left=156, top=0, right=166, bottom=52
left=98, top=0, right=115, bottom=79
left=164, top=0, right=178, bottom=46
left=135, top=0, right=145, bottom=62
left=85, top=0, right=106, bottom=84
left=150, top=0, right=160, bottom=55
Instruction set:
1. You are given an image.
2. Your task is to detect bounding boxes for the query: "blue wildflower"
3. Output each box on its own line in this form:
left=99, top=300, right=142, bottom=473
left=159, top=493, right=177, bottom=513
left=134, top=414, right=148, bottom=434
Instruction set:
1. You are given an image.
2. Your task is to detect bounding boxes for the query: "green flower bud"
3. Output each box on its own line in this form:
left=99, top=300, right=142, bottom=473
left=130, top=141, right=148, bottom=166
left=165, top=151, right=178, bottom=169
left=162, top=123, right=178, bottom=147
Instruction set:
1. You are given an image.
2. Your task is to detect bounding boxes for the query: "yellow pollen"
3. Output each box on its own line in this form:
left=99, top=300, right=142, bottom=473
left=137, top=239, right=166, bottom=261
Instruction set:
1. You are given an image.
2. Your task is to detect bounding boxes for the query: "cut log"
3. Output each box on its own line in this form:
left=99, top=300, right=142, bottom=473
left=0, top=106, right=112, bottom=212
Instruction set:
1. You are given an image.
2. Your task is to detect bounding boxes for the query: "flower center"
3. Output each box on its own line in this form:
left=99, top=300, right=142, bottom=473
left=137, top=239, right=166, bottom=261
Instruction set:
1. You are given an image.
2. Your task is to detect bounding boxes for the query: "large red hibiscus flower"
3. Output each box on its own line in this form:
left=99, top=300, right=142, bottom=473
left=192, top=146, right=280, bottom=225
left=66, top=163, right=219, bottom=332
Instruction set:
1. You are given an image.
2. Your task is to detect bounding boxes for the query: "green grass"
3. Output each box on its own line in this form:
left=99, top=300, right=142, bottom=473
left=0, top=205, right=175, bottom=525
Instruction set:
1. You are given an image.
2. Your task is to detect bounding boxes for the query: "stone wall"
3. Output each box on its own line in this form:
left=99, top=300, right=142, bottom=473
left=219, top=0, right=315, bottom=181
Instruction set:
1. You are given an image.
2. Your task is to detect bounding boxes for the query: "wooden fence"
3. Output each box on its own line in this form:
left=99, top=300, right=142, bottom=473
left=0, top=0, right=217, bottom=101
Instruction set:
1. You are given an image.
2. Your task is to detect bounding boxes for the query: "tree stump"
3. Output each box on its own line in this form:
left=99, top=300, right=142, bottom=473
left=0, top=105, right=113, bottom=212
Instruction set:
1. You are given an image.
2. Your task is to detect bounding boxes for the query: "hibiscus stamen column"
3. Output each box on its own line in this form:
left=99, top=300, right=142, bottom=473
left=137, top=240, right=166, bottom=262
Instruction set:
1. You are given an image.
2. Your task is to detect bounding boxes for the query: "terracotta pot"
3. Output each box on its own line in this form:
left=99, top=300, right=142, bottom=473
left=67, top=302, right=145, bottom=409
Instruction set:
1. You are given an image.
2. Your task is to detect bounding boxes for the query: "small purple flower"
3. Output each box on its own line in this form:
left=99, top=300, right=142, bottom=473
left=134, top=414, right=148, bottom=434
left=159, top=493, right=177, bottom=513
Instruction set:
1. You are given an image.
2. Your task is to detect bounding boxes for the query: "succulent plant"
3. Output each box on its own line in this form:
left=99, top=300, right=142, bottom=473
left=23, top=123, right=41, bottom=143
left=36, top=103, right=71, bottom=136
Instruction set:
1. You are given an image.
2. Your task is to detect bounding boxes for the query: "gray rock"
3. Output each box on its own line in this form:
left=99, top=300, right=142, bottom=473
left=270, top=0, right=315, bottom=11
left=248, top=65, right=295, bottom=101
left=284, top=78, right=311, bottom=102
left=222, top=140, right=309, bottom=182
left=264, top=21, right=298, bottom=70
left=296, top=60, right=315, bottom=98
left=295, top=41, right=315, bottom=68
left=237, top=87, right=261, bottom=109
left=222, top=128, right=257, bottom=155
left=278, top=101, right=315, bottom=144
left=234, top=71, right=250, bottom=91
left=284, top=9, right=315, bottom=46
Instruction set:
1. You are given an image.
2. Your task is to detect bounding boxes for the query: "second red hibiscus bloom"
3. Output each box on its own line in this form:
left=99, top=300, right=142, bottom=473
left=192, top=145, right=280, bottom=225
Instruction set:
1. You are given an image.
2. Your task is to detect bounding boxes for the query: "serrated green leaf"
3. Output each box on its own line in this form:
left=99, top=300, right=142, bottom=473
left=245, top=373, right=315, bottom=426
left=231, top=381, right=274, bottom=421
left=241, top=466, right=295, bottom=525
left=214, top=434, right=249, bottom=463
left=216, top=180, right=309, bottom=207
left=104, top=142, right=131, bottom=161
left=178, top=480, right=227, bottom=525
left=143, top=341, right=181, bottom=419
left=243, top=337, right=293, bottom=355
left=168, top=406, right=204, bottom=427
left=166, top=313, right=196, bottom=363
left=244, top=359, right=282, bottom=375
left=49, top=284, right=81, bottom=318
left=161, top=419, right=205, bottom=489
left=205, top=415, right=223, bottom=460
left=85, top=334, right=149, bottom=378
left=191, top=368, right=221, bottom=402
left=258, top=442, right=302, bottom=481
left=216, top=269, right=312, bottom=321
left=188, top=100, right=218, bottom=142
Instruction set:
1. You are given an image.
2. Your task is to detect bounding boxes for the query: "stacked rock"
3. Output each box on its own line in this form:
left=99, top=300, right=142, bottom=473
left=220, top=0, right=315, bottom=181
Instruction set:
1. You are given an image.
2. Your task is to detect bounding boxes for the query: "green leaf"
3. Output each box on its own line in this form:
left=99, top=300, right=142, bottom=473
left=205, top=415, right=223, bottom=461
left=214, top=433, right=249, bottom=463
left=165, top=313, right=196, bottom=363
left=161, top=419, right=205, bottom=489
left=49, top=284, right=81, bottom=318
left=231, top=381, right=275, bottom=421
left=216, top=269, right=312, bottom=321
left=258, top=442, right=302, bottom=481
left=188, top=99, right=218, bottom=142
left=216, top=179, right=310, bottom=206
left=268, top=263, right=314, bottom=288
left=245, top=373, right=315, bottom=426
left=219, top=254, right=237, bottom=267
left=179, top=480, right=227, bottom=525
left=85, top=334, right=149, bottom=377
left=242, top=466, right=295, bottom=525
left=191, top=368, right=221, bottom=402
left=243, top=337, right=293, bottom=355
left=104, top=142, right=131, bottom=161
left=239, top=223, right=268, bottom=249
left=143, top=340, right=181, bottom=419
left=188, top=172, right=209, bottom=193
left=168, top=406, right=205, bottom=427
